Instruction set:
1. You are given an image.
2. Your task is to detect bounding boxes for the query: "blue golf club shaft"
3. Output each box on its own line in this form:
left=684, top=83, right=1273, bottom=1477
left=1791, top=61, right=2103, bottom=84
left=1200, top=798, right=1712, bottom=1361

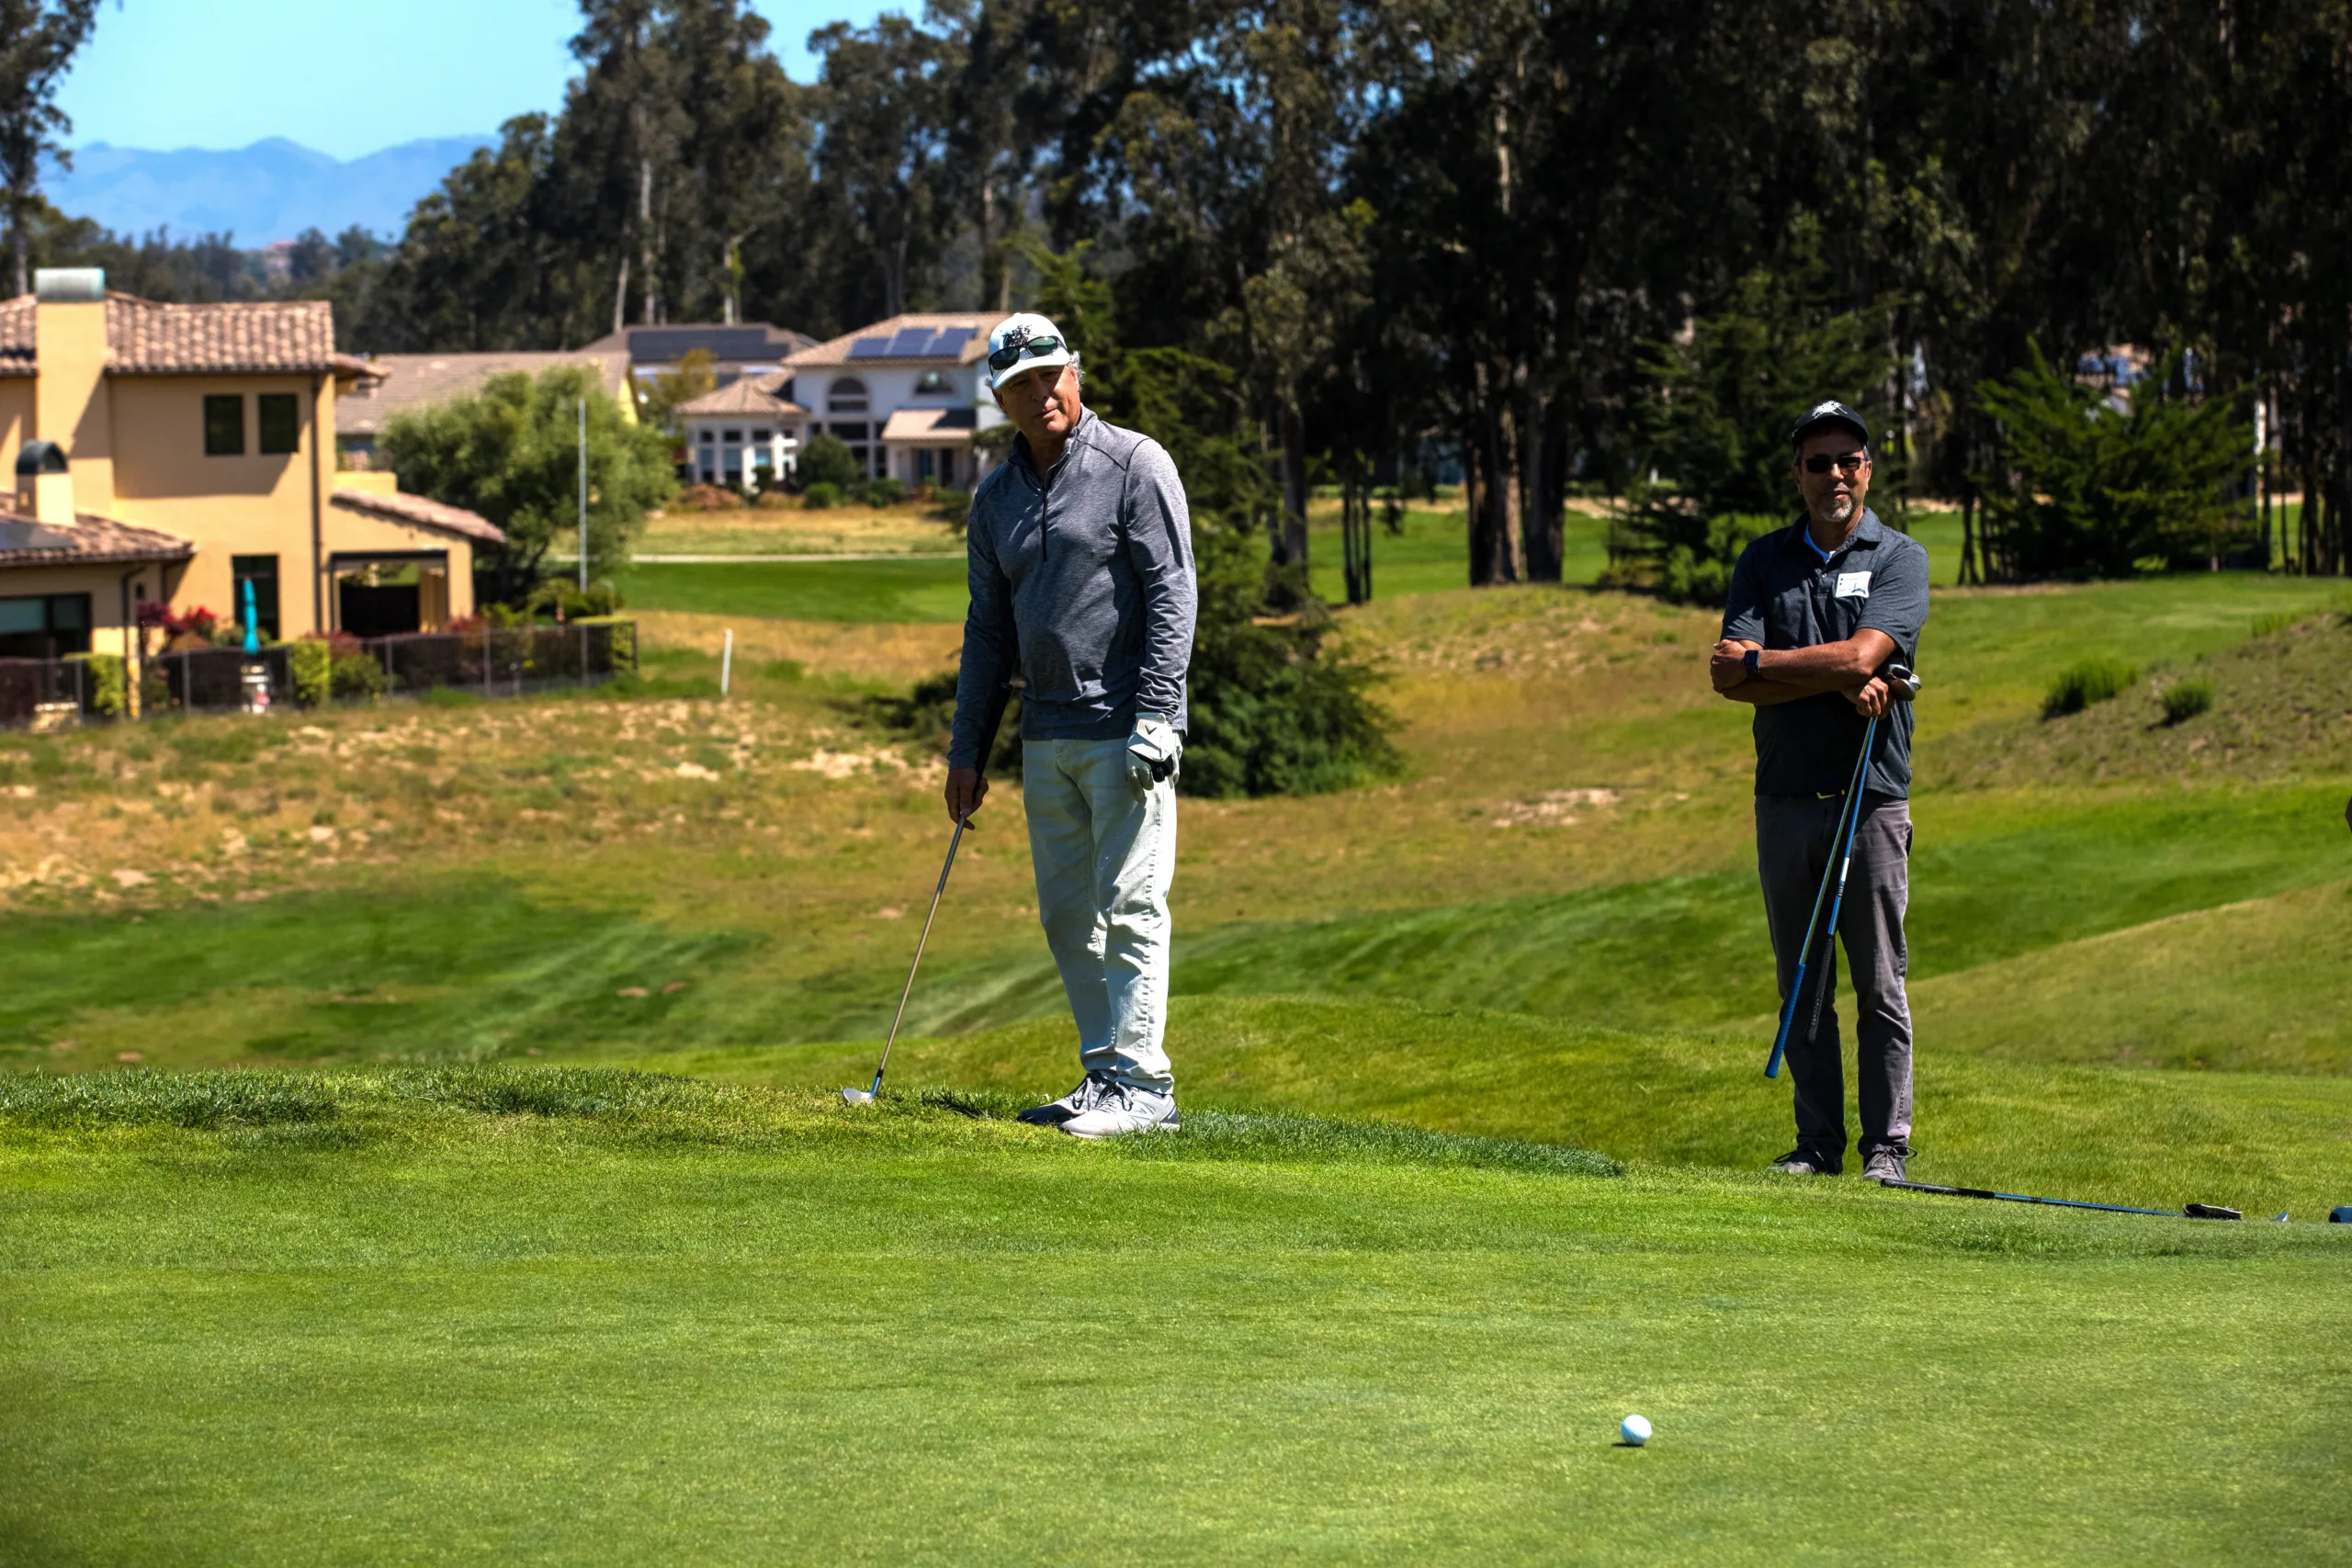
left=1765, top=716, right=1877, bottom=1079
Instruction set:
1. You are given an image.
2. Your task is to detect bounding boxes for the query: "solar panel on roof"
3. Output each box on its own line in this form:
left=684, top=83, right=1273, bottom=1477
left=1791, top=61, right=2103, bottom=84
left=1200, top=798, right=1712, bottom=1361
left=847, top=337, right=891, bottom=359
left=928, top=326, right=977, bottom=356
left=888, top=326, right=935, bottom=356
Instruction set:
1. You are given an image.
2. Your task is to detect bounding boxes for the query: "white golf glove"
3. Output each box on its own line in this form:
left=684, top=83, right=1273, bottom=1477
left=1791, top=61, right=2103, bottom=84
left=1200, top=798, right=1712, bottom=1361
left=1126, top=714, right=1182, bottom=787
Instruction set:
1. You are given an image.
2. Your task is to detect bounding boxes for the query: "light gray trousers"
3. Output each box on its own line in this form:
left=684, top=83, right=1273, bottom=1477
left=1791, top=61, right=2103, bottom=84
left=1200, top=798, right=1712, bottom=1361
left=1756, top=794, right=1915, bottom=1156
left=1022, top=737, right=1178, bottom=1093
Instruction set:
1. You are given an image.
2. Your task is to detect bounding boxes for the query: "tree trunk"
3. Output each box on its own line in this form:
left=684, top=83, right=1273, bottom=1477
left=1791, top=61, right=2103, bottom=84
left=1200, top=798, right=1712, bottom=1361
left=612, top=254, right=629, bottom=336
left=1959, top=487, right=1980, bottom=586
left=1275, top=398, right=1310, bottom=569
left=1464, top=423, right=1488, bottom=586
left=638, top=158, right=658, bottom=326
left=1525, top=396, right=1566, bottom=583
left=11, top=206, right=25, bottom=301
left=1493, top=379, right=1525, bottom=584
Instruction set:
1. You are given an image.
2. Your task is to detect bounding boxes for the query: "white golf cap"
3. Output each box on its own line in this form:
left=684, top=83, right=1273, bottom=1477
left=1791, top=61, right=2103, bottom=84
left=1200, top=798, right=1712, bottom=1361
left=986, top=311, right=1073, bottom=390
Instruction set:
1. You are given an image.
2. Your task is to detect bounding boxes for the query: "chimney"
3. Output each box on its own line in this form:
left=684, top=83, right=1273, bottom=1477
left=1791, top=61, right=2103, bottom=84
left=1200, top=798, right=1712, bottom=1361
left=15, top=438, right=71, bottom=524
left=33, top=267, right=112, bottom=515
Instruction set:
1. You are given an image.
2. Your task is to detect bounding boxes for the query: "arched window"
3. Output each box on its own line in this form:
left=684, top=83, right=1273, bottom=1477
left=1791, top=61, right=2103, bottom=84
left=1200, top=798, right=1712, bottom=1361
left=828, top=378, right=869, bottom=413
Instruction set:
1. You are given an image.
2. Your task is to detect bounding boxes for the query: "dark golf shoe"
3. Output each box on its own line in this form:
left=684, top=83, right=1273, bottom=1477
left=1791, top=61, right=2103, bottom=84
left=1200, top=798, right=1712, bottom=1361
left=1861, top=1143, right=1916, bottom=1183
left=1769, top=1146, right=1843, bottom=1176
left=1016, top=1072, right=1112, bottom=1127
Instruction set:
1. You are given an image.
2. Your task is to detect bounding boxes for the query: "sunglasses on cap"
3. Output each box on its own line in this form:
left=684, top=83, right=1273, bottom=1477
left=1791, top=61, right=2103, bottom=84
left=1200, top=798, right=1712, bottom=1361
left=989, top=334, right=1065, bottom=373
left=1803, top=449, right=1868, bottom=474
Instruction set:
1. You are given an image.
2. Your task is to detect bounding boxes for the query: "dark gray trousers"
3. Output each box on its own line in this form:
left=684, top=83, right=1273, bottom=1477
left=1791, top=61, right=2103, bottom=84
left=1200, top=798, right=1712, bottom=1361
left=1756, top=794, right=1915, bottom=1158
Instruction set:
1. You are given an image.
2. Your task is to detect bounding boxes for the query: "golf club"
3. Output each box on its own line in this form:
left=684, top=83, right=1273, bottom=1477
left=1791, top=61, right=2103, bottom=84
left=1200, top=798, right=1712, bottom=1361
left=842, top=812, right=972, bottom=1106
left=1882, top=1178, right=2243, bottom=1221
left=1765, top=662, right=1921, bottom=1079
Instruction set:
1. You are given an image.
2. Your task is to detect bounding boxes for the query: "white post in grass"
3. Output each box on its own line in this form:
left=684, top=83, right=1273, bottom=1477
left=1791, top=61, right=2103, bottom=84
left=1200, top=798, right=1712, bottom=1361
left=720, top=628, right=734, bottom=698
left=577, top=397, right=590, bottom=595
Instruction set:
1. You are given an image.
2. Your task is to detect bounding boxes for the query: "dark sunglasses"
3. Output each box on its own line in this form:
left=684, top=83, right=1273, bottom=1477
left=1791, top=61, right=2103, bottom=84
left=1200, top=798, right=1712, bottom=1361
left=1804, top=450, right=1869, bottom=475
left=989, top=334, right=1065, bottom=372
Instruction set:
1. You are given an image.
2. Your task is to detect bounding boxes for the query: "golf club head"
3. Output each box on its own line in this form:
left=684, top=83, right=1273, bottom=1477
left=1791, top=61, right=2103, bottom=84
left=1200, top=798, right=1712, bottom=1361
left=839, top=1086, right=875, bottom=1105
left=1885, top=663, right=1922, bottom=702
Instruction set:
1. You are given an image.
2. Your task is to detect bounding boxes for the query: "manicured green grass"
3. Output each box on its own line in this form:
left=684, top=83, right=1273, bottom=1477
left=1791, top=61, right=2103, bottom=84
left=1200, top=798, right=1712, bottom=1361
left=617, top=558, right=971, bottom=623
left=650, top=995, right=2352, bottom=1216
left=5, top=1071, right=2346, bottom=1565
left=8, top=559, right=2352, bottom=1561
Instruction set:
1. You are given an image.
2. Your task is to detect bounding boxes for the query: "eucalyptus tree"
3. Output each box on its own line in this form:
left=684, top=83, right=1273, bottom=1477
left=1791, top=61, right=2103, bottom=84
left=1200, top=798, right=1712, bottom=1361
left=0, top=0, right=99, bottom=298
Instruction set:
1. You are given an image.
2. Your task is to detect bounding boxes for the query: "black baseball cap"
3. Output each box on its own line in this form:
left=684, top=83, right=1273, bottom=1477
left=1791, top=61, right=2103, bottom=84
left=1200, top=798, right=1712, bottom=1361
left=1790, top=400, right=1871, bottom=450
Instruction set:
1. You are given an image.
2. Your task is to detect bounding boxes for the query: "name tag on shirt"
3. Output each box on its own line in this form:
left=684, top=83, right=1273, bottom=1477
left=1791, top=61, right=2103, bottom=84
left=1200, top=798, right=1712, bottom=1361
left=1835, top=570, right=1872, bottom=601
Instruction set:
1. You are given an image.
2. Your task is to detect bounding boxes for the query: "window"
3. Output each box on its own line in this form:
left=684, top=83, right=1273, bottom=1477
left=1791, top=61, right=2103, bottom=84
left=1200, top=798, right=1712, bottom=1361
left=0, top=593, right=93, bottom=658
left=939, top=451, right=956, bottom=485
left=914, top=371, right=951, bottom=395
left=827, top=422, right=869, bottom=443
left=827, top=378, right=869, bottom=413
left=257, top=393, right=300, bottom=455
left=751, top=428, right=771, bottom=442
left=231, top=555, right=281, bottom=641
left=204, top=395, right=244, bottom=457
left=698, top=429, right=715, bottom=444
left=722, top=429, right=742, bottom=444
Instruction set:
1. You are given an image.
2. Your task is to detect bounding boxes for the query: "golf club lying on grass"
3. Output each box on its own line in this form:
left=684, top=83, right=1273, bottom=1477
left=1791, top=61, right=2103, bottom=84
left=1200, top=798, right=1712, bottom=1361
left=841, top=812, right=972, bottom=1107
left=1882, top=1179, right=2242, bottom=1221
left=1765, top=662, right=1922, bottom=1079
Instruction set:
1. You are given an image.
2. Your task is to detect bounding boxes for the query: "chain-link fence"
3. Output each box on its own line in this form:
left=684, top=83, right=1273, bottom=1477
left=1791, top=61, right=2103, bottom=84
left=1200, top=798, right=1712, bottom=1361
left=0, top=621, right=639, bottom=730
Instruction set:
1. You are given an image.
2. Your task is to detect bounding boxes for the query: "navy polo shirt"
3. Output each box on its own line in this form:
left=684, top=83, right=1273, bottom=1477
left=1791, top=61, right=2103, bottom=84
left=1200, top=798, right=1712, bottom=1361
left=1720, top=508, right=1930, bottom=798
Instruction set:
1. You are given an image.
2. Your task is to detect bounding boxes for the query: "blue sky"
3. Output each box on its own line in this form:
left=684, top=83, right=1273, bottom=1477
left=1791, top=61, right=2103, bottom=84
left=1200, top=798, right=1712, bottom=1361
left=56, top=0, right=889, bottom=162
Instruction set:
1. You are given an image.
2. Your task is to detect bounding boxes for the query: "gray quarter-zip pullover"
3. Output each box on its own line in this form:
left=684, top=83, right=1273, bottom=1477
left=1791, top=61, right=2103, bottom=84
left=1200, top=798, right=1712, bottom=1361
left=947, top=410, right=1197, bottom=768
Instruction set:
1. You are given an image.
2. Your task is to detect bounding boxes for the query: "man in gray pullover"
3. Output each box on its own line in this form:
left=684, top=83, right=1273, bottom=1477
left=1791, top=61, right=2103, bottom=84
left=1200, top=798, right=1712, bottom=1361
left=945, top=311, right=1198, bottom=1138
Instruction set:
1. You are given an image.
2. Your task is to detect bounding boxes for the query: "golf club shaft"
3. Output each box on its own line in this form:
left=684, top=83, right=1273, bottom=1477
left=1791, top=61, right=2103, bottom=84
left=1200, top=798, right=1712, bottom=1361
left=1765, top=720, right=1875, bottom=1078
left=1881, top=1179, right=2183, bottom=1218
left=1796, top=712, right=1881, bottom=1055
left=866, top=814, right=968, bottom=1095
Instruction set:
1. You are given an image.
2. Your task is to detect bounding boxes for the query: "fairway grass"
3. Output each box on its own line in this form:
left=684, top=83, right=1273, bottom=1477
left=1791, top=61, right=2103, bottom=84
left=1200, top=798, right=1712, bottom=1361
left=4, top=1074, right=2346, bottom=1566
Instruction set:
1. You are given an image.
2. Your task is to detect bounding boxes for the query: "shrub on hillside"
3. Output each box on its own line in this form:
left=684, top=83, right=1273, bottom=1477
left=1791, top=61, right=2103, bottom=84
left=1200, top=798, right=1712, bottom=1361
left=1973, top=345, right=2254, bottom=578
left=797, top=434, right=861, bottom=491
left=2159, top=678, right=2213, bottom=726
left=753, top=490, right=795, bottom=510
left=801, top=481, right=841, bottom=510
left=858, top=477, right=906, bottom=508
left=2041, top=656, right=2138, bottom=719
left=673, top=483, right=740, bottom=512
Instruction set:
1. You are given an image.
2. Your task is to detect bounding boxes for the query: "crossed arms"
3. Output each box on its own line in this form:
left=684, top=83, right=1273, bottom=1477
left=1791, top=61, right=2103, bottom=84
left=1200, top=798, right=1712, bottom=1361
left=1711, top=630, right=1900, bottom=718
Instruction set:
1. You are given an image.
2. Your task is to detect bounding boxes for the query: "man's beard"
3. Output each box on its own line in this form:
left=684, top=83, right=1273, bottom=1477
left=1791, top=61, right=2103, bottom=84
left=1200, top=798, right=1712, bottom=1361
left=1818, top=491, right=1858, bottom=525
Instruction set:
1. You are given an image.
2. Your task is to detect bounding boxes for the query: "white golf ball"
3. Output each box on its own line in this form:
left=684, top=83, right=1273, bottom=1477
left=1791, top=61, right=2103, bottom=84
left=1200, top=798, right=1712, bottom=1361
left=1621, top=1414, right=1652, bottom=1446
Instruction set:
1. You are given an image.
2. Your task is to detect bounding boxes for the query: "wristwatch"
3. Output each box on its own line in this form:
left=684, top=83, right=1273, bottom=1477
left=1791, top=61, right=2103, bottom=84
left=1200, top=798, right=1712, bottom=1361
left=1742, top=648, right=1761, bottom=676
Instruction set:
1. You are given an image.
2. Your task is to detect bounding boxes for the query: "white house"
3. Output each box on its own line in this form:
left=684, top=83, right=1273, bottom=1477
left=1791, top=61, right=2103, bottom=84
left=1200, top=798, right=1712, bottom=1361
left=779, top=313, right=1008, bottom=490
left=673, top=375, right=806, bottom=488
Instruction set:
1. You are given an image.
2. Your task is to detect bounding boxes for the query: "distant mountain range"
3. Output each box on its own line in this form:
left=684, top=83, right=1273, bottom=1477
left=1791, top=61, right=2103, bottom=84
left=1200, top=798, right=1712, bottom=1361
left=47, top=136, right=495, bottom=247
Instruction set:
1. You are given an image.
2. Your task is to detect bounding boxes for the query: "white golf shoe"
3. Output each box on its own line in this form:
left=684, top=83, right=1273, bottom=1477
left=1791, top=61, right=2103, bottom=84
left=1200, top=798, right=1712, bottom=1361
left=1057, top=1079, right=1181, bottom=1139
left=1015, top=1072, right=1113, bottom=1128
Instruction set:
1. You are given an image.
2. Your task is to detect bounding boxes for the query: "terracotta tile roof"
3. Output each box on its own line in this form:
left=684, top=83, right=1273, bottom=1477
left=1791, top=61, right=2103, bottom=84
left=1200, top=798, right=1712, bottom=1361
left=0, top=512, right=195, bottom=565
left=330, top=488, right=506, bottom=546
left=0, top=292, right=373, bottom=378
left=674, top=372, right=808, bottom=419
left=786, top=312, right=1002, bottom=370
left=337, top=350, right=636, bottom=436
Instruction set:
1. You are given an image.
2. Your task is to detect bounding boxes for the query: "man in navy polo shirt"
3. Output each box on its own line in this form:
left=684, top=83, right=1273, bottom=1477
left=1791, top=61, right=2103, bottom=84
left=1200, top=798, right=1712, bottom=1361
left=1710, top=400, right=1930, bottom=1183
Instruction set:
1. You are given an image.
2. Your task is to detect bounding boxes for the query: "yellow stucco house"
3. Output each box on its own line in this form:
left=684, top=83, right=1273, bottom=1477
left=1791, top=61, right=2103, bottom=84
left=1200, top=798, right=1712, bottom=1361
left=0, top=267, right=503, bottom=664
